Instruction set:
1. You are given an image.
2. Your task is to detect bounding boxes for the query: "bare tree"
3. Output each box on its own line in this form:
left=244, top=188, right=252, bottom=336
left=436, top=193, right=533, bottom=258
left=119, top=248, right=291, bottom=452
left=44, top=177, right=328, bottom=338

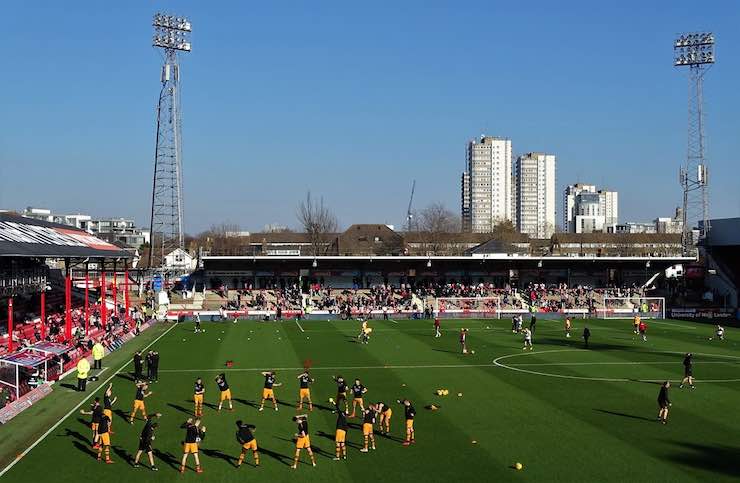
left=190, top=222, right=246, bottom=256
left=296, top=191, right=339, bottom=256
left=416, top=202, right=460, bottom=255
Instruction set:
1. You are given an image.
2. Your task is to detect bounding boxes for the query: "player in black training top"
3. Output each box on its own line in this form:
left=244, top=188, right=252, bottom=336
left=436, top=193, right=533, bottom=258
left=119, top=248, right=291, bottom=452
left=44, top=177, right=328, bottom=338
left=657, top=381, right=671, bottom=425
left=193, top=378, right=205, bottom=417
left=297, top=371, right=314, bottom=411
left=133, top=413, right=162, bottom=471
left=360, top=404, right=378, bottom=453
left=334, top=404, right=350, bottom=460
left=291, top=414, right=316, bottom=469
left=332, top=375, right=349, bottom=414
left=350, top=379, right=367, bottom=418
left=179, top=418, right=206, bottom=474
left=235, top=420, right=259, bottom=467
left=216, top=373, right=233, bottom=411
left=259, top=371, right=281, bottom=411
left=680, top=353, right=695, bottom=389
left=79, top=397, right=103, bottom=448
left=399, top=399, right=416, bottom=446
left=377, top=401, right=392, bottom=435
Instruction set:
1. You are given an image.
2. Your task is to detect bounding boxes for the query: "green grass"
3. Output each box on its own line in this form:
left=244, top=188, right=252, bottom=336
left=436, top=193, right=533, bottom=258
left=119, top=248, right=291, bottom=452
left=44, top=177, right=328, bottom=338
left=2, top=316, right=740, bottom=482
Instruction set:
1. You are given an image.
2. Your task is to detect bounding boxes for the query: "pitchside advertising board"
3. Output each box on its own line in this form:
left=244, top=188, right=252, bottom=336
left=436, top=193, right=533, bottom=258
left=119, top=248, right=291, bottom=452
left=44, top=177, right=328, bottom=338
left=0, top=214, right=129, bottom=258
left=668, top=307, right=738, bottom=320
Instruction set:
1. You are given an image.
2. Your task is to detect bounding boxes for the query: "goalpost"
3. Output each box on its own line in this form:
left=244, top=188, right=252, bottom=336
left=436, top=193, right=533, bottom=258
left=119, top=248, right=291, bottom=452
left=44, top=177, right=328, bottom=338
left=433, top=297, right=501, bottom=319
left=597, top=297, right=666, bottom=320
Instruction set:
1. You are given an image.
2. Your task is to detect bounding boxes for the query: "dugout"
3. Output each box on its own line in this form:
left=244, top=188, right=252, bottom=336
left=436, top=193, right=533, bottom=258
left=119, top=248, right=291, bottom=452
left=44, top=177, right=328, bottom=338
left=0, top=342, right=71, bottom=399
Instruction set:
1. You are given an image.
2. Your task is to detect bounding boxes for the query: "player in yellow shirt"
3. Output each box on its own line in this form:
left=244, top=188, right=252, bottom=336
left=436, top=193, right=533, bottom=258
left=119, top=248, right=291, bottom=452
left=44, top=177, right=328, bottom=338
left=296, top=371, right=314, bottom=411
left=216, top=373, right=233, bottom=411
left=235, top=420, right=260, bottom=467
left=291, top=414, right=316, bottom=469
left=193, top=378, right=205, bottom=417
left=564, top=317, right=572, bottom=338
left=633, top=314, right=641, bottom=334
left=129, top=382, right=152, bottom=424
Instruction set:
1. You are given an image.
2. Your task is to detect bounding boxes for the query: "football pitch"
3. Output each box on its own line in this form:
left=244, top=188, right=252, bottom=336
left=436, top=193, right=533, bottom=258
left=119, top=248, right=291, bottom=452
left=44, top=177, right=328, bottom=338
left=2, top=316, right=740, bottom=482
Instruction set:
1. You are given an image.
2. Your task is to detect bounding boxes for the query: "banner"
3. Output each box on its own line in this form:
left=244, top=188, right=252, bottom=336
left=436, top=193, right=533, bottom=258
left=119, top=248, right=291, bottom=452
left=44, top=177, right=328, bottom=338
left=668, top=307, right=737, bottom=320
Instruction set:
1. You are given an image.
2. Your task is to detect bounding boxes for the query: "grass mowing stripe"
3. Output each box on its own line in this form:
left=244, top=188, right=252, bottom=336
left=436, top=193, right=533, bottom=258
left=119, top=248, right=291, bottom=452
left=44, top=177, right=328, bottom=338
left=0, top=322, right=177, bottom=479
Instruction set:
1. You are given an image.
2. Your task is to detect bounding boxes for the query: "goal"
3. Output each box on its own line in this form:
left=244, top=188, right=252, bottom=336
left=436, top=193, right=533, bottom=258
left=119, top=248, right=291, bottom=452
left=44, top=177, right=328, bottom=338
left=433, top=297, right=501, bottom=319
left=597, top=297, right=665, bottom=319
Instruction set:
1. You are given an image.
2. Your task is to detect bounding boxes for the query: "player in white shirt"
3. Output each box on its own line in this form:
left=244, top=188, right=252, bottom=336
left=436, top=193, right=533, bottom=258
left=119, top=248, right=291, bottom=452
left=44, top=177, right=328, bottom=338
left=715, top=325, right=725, bottom=341
left=522, top=328, right=533, bottom=351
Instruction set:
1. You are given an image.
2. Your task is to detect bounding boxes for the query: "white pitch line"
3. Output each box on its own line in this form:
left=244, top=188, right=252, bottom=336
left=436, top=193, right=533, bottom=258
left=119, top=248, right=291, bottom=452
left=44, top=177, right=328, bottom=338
left=508, top=361, right=738, bottom=366
left=294, top=319, right=305, bottom=333
left=159, top=363, right=496, bottom=373
left=644, top=320, right=697, bottom=329
left=493, top=349, right=740, bottom=383
left=389, top=319, right=399, bottom=324
left=0, top=322, right=178, bottom=479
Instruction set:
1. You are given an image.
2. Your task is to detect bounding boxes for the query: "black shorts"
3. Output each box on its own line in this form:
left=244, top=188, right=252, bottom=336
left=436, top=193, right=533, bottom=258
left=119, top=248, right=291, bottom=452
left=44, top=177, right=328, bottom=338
left=337, top=393, right=346, bottom=401
left=138, top=441, right=152, bottom=452
left=684, top=369, right=692, bottom=377
left=658, top=400, right=669, bottom=409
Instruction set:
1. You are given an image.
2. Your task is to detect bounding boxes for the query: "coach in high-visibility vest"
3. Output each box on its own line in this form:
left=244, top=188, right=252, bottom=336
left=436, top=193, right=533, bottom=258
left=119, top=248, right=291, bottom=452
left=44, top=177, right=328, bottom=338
left=92, top=341, right=105, bottom=370
left=76, top=358, right=90, bottom=392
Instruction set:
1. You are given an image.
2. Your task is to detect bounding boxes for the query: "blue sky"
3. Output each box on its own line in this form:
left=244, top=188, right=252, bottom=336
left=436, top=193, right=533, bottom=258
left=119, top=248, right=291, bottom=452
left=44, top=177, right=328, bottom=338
left=1, top=1, right=739, bottom=233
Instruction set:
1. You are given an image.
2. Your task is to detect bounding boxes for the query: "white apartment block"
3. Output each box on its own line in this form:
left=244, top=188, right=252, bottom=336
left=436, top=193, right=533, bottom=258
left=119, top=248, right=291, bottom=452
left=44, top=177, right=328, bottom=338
left=514, top=153, right=556, bottom=239
left=563, top=184, right=619, bottom=233
left=461, top=136, right=512, bottom=232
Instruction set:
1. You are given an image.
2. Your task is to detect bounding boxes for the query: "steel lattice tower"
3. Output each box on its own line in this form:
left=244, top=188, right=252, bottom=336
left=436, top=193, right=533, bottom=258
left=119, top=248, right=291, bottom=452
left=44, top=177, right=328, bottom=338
left=148, top=13, right=191, bottom=268
left=673, top=32, right=714, bottom=255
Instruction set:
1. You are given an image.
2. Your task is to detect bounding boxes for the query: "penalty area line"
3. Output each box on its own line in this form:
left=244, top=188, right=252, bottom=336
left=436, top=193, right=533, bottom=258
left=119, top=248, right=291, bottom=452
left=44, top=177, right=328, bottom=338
left=0, top=322, right=178, bottom=479
left=294, top=319, right=305, bottom=333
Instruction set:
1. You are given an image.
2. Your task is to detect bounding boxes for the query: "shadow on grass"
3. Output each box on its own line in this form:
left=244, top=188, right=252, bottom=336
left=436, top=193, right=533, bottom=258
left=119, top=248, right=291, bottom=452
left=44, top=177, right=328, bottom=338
left=60, top=383, right=79, bottom=391
left=112, top=445, right=130, bottom=463
left=153, top=449, right=180, bottom=470
left=666, top=442, right=740, bottom=477
left=201, top=447, right=237, bottom=467
left=113, top=408, right=129, bottom=423
left=167, top=402, right=192, bottom=416
left=593, top=409, right=655, bottom=422
left=316, top=430, right=362, bottom=449
left=432, top=349, right=463, bottom=355
left=62, top=428, right=90, bottom=445
left=234, top=397, right=260, bottom=409
left=72, top=440, right=97, bottom=458
left=258, top=447, right=293, bottom=466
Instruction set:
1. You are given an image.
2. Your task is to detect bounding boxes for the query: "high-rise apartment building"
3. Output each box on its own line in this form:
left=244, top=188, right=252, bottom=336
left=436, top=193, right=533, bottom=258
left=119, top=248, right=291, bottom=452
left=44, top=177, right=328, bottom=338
left=563, top=184, right=619, bottom=233
left=461, top=136, right=512, bottom=232
left=514, top=153, right=556, bottom=238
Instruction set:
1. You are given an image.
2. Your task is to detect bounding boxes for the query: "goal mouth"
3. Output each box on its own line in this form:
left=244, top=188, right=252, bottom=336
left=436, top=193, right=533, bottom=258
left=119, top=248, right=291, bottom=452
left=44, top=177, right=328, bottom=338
left=433, top=297, right=501, bottom=319
left=598, top=297, right=666, bottom=320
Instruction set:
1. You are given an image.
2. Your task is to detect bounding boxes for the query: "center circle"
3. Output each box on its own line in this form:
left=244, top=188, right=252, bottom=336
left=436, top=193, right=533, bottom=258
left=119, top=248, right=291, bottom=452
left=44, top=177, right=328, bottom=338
left=492, top=349, right=740, bottom=383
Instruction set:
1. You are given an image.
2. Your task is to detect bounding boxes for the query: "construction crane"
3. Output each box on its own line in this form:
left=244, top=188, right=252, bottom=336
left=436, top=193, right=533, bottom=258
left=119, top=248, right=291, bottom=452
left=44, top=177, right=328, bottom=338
left=405, top=180, right=416, bottom=232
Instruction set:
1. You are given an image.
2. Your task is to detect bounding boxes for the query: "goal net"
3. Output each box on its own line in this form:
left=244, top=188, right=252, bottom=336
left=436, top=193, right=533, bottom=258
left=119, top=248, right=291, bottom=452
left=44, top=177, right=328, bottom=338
left=597, top=297, right=665, bottom=319
left=433, top=297, right=500, bottom=319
